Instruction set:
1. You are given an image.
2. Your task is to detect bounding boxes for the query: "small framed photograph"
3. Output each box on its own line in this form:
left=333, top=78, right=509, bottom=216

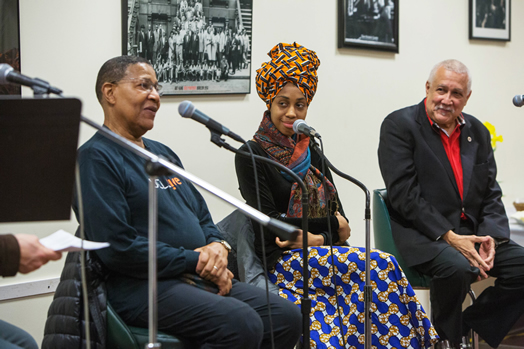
left=469, top=0, right=510, bottom=41
left=338, top=0, right=399, bottom=53
left=0, top=0, right=21, bottom=95
left=122, top=0, right=253, bottom=96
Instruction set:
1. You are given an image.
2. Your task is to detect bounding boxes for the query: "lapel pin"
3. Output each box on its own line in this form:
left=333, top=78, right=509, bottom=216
left=467, top=136, right=472, bottom=142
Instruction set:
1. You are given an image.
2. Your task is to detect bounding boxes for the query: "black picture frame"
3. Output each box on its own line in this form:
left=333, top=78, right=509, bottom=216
left=338, top=0, right=399, bottom=53
left=0, top=0, right=21, bottom=95
left=122, top=0, right=253, bottom=96
left=469, top=0, right=511, bottom=41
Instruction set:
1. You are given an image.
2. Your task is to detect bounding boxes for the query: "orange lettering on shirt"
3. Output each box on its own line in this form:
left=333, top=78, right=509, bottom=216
left=167, top=177, right=182, bottom=190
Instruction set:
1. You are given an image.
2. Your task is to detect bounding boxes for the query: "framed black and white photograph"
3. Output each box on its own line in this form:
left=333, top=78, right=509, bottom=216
left=0, top=0, right=21, bottom=95
left=122, top=0, right=253, bottom=96
left=469, top=0, right=510, bottom=41
left=338, top=0, right=398, bottom=53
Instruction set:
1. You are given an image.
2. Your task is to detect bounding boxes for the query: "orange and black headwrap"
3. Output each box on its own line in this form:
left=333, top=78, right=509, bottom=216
left=255, top=42, right=320, bottom=110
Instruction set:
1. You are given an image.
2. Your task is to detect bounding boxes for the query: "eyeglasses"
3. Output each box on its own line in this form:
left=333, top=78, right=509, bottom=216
left=113, top=78, right=163, bottom=96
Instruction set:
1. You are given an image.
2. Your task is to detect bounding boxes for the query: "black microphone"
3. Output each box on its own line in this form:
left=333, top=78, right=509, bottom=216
left=293, top=119, right=321, bottom=138
left=178, top=100, right=245, bottom=143
left=0, top=63, right=62, bottom=95
left=513, top=95, right=524, bottom=107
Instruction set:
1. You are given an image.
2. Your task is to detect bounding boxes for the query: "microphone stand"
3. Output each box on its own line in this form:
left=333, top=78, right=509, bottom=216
left=208, top=131, right=312, bottom=349
left=311, top=142, right=372, bottom=349
left=80, top=116, right=298, bottom=349
left=30, top=78, right=63, bottom=96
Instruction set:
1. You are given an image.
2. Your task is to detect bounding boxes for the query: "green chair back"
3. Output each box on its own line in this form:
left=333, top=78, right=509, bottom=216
left=107, top=302, right=185, bottom=349
left=372, top=189, right=431, bottom=288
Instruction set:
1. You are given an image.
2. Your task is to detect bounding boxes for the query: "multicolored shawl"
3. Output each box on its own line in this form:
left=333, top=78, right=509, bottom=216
left=255, top=42, right=320, bottom=110
left=254, top=111, right=336, bottom=218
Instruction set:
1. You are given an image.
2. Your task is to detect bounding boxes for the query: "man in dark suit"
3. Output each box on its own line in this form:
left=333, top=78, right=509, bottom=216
left=378, top=59, right=524, bottom=348
left=159, top=31, right=168, bottom=63
left=190, top=28, right=199, bottom=64
left=183, top=29, right=191, bottom=65
left=152, top=24, right=162, bottom=65
left=137, top=25, right=147, bottom=58
left=146, top=24, right=154, bottom=63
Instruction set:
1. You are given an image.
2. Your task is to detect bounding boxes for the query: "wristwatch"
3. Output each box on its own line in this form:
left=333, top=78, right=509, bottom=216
left=219, top=240, right=232, bottom=253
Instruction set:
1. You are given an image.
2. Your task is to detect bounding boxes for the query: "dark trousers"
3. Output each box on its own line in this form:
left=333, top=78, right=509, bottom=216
left=414, top=239, right=524, bottom=347
left=221, top=68, right=228, bottom=81
left=128, top=279, right=302, bottom=349
left=0, top=320, right=38, bottom=349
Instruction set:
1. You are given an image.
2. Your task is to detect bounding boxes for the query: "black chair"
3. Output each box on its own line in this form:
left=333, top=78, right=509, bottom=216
left=216, top=209, right=279, bottom=293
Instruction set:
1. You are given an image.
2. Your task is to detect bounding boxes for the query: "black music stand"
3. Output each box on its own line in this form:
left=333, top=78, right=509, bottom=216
left=0, top=96, right=81, bottom=222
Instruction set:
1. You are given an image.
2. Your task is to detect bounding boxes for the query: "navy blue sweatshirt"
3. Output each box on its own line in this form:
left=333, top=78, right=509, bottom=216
left=74, top=131, right=223, bottom=322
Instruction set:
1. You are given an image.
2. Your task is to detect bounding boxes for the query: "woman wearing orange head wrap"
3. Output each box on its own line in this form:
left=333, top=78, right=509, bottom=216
left=235, top=43, right=438, bottom=348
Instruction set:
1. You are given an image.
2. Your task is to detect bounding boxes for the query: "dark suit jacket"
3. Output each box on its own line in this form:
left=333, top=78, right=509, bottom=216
left=147, top=30, right=154, bottom=53
left=378, top=99, right=509, bottom=267
left=138, top=31, right=147, bottom=57
left=190, top=32, right=199, bottom=55
left=183, top=33, right=191, bottom=52
left=160, top=37, right=168, bottom=57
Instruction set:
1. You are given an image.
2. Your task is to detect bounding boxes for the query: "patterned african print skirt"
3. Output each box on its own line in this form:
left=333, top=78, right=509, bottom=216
left=268, top=246, right=439, bottom=349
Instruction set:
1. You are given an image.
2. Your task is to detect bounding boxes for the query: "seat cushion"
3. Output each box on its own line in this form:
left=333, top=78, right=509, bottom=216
left=129, top=326, right=185, bottom=349
left=372, top=189, right=431, bottom=288
left=107, top=302, right=185, bottom=349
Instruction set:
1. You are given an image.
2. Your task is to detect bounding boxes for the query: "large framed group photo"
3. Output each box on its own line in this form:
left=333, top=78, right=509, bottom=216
left=122, top=0, right=253, bottom=96
left=338, top=0, right=398, bottom=53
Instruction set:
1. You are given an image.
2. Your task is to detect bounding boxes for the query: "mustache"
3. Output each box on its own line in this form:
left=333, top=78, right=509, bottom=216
left=435, top=104, right=454, bottom=113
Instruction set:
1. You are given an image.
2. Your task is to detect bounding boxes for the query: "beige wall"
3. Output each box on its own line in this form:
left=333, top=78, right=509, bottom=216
left=2, top=0, right=524, bottom=345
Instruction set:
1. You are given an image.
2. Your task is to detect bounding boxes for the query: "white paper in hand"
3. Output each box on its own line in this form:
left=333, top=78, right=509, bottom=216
left=40, top=229, right=110, bottom=252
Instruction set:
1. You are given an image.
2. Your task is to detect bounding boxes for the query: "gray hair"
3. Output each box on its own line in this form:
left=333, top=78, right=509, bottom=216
left=428, top=59, right=472, bottom=94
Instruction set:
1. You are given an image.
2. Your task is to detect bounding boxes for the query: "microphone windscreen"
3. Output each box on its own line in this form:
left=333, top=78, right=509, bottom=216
left=513, top=95, right=523, bottom=107
left=178, top=100, right=195, bottom=118
left=0, top=64, right=14, bottom=85
left=293, top=119, right=306, bottom=134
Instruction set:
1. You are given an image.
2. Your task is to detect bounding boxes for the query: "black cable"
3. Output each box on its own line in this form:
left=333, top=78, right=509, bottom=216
left=56, top=93, right=91, bottom=349
left=311, top=142, right=372, bottom=349
left=221, top=141, right=311, bottom=349
left=75, top=163, right=92, bottom=349
left=316, top=137, right=347, bottom=348
left=244, top=140, right=275, bottom=349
